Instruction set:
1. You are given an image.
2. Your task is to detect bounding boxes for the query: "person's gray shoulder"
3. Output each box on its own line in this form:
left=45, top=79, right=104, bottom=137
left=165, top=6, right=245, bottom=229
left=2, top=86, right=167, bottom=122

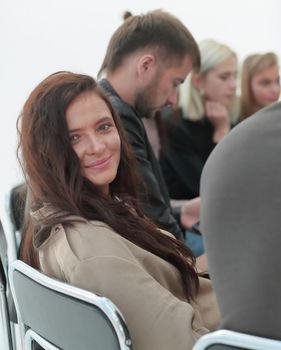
left=201, top=102, right=281, bottom=198
left=232, top=102, right=281, bottom=139
left=205, top=102, right=281, bottom=165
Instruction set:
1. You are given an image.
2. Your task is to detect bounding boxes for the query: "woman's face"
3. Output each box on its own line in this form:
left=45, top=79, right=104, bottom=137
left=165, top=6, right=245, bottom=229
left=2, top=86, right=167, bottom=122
left=66, top=91, right=121, bottom=195
left=250, top=65, right=280, bottom=108
left=200, top=56, right=237, bottom=106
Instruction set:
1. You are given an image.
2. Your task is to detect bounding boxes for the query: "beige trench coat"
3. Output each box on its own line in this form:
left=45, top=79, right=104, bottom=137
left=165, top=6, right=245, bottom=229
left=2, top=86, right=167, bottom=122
left=36, top=217, right=220, bottom=350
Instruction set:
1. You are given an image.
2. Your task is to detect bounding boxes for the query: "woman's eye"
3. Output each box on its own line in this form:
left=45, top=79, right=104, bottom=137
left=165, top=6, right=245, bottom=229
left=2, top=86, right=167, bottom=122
left=259, top=80, right=270, bottom=87
left=219, top=75, right=229, bottom=81
left=98, top=123, right=112, bottom=132
left=69, top=135, right=80, bottom=143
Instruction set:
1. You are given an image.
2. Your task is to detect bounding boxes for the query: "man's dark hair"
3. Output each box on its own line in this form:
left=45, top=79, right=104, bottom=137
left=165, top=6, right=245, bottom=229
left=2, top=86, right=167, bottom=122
left=98, top=9, right=200, bottom=77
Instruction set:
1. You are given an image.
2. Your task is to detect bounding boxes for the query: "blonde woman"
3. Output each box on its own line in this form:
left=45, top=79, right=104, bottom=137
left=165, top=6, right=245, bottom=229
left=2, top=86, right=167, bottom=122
left=160, top=39, right=239, bottom=200
left=239, top=52, right=280, bottom=121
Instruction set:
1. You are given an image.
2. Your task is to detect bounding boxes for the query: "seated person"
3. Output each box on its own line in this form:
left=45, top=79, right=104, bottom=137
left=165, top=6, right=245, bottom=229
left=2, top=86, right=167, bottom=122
left=239, top=52, right=280, bottom=121
left=200, top=101, right=281, bottom=340
left=160, top=39, right=239, bottom=199
left=98, top=9, right=205, bottom=258
left=18, top=72, right=219, bottom=350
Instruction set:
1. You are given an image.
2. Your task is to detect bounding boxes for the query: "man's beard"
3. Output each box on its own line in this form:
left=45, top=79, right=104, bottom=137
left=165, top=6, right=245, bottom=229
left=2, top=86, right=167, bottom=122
left=134, top=90, right=155, bottom=118
left=134, top=71, right=161, bottom=118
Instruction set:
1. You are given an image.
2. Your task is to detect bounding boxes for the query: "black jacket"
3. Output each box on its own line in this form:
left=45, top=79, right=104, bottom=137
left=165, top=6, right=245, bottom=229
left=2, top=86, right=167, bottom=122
left=160, top=109, right=216, bottom=199
left=99, top=79, right=183, bottom=240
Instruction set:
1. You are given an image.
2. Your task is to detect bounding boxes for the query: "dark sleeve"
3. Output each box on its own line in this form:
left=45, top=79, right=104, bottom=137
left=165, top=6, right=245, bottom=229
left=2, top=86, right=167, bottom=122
left=118, top=107, right=184, bottom=241
left=160, top=118, right=215, bottom=199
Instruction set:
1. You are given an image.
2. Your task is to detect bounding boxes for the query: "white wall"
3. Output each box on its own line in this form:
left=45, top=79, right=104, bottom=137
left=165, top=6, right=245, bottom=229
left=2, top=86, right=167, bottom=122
left=1, top=0, right=280, bottom=195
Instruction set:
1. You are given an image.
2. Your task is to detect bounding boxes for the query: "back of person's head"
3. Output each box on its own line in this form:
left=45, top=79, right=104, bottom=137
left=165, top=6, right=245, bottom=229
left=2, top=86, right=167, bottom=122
left=240, top=52, right=280, bottom=120
left=179, top=39, right=238, bottom=122
left=98, top=9, right=200, bottom=78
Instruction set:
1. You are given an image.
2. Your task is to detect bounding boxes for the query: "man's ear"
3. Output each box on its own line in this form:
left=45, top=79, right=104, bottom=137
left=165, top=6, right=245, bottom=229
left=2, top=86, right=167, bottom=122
left=136, top=54, right=156, bottom=80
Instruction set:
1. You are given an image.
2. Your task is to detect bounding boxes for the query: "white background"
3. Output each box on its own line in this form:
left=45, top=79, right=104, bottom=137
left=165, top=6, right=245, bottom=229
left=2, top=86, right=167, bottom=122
left=0, top=0, right=280, bottom=196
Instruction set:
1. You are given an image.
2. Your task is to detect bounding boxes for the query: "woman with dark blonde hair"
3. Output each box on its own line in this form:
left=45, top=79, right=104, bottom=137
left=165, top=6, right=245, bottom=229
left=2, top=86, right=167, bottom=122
left=239, top=52, right=280, bottom=120
left=17, top=72, right=219, bottom=349
left=160, top=39, right=239, bottom=201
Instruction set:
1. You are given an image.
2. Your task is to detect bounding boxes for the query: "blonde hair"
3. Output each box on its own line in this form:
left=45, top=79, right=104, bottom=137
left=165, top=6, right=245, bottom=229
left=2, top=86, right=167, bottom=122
left=179, top=39, right=238, bottom=123
left=240, top=52, right=279, bottom=120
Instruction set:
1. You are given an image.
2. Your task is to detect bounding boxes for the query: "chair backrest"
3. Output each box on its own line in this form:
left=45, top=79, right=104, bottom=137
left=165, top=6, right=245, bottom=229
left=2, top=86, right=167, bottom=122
left=9, top=260, right=133, bottom=350
left=0, top=256, right=13, bottom=350
left=0, top=184, right=27, bottom=350
left=193, top=329, right=281, bottom=350
left=0, top=183, right=27, bottom=270
left=0, top=187, right=20, bottom=266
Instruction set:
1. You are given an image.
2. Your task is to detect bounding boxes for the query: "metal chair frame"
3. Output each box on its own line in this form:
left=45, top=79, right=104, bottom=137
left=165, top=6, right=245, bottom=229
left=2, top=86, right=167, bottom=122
left=193, top=329, right=281, bottom=350
left=9, top=259, right=132, bottom=350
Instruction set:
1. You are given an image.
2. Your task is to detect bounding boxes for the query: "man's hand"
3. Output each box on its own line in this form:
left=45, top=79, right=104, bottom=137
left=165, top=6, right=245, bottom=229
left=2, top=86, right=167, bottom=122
left=180, top=196, right=200, bottom=229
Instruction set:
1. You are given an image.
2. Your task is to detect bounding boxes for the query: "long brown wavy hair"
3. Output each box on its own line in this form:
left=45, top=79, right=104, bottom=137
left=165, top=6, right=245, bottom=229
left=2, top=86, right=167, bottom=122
left=17, top=72, right=199, bottom=301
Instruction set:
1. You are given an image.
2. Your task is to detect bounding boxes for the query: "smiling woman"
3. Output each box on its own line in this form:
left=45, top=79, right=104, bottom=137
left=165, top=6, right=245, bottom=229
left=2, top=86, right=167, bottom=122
left=66, top=90, right=121, bottom=194
left=16, top=71, right=219, bottom=350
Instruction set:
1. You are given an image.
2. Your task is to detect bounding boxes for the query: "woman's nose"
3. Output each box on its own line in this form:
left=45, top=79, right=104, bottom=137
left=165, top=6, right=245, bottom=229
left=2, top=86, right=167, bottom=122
left=229, top=76, right=237, bottom=90
left=86, top=135, right=106, bottom=155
